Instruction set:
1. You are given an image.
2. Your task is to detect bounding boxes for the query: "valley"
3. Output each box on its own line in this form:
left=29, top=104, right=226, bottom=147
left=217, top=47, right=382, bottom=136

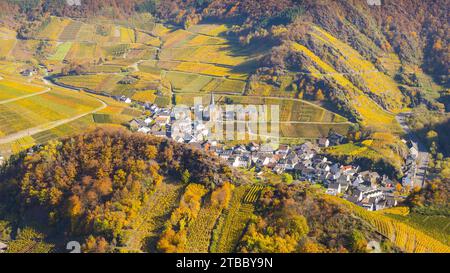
left=0, top=0, right=448, bottom=255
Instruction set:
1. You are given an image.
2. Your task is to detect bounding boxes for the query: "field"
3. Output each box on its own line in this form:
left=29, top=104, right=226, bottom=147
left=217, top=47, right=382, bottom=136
left=59, top=21, right=83, bottom=41
left=35, top=16, right=71, bottom=41
left=0, top=75, right=111, bottom=155
left=122, top=181, right=184, bottom=252
left=185, top=198, right=223, bottom=253
left=384, top=212, right=450, bottom=246
left=210, top=186, right=256, bottom=253
left=0, top=78, right=47, bottom=102
left=48, top=42, right=73, bottom=61
left=0, top=39, right=16, bottom=57
left=0, top=88, right=101, bottom=136
left=56, top=74, right=123, bottom=94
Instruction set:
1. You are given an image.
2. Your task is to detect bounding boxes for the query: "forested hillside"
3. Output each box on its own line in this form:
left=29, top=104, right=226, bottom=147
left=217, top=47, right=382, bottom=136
left=0, top=129, right=448, bottom=253
left=0, top=128, right=236, bottom=252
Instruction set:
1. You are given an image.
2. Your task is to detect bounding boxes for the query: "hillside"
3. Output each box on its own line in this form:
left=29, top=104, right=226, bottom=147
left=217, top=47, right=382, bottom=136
left=0, top=0, right=448, bottom=254
left=0, top=128, right=448, bottom=253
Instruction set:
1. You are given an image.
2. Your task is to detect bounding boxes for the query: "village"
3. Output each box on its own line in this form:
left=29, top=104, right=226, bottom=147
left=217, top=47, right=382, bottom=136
left=0, top=92, right=421, bottom=213
left=123, top=94, right=422, bottom=212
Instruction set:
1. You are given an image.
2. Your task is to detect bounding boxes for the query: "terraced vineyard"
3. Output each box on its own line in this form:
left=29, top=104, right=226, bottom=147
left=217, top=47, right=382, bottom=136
left=59, top=21, right=83, bottom=41
left=210, top=186, right=257, bottom=253
left=324, top=195, right=450, bottom=253
left=243, top=185, right=265, bottom=203
left=185, top=201, right=223, bottom=253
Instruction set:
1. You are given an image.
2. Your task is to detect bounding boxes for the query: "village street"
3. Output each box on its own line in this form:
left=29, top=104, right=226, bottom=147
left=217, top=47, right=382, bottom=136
left=396, top=113, right=430, bottom=188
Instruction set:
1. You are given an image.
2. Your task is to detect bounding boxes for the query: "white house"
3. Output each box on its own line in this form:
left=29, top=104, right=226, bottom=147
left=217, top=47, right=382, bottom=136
left=144, top=117, right=153, bottom=125
left=137, top=126, right=151, bottom=134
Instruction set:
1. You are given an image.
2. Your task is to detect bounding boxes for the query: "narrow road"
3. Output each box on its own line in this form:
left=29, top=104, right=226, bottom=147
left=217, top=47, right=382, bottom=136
left=396, top=113, right=430, bottom=188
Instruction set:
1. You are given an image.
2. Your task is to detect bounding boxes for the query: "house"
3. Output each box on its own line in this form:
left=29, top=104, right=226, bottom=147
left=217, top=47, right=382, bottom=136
left=151, top=131, right=167, bottom=138
left=330, top=163, right=341, bottom=174
left=318, top=137, right=330, bottom=147
left=260, top=144, right=275, bottom=153
left=129, top=119, right=145, bottom=130
left=229, top=155, right=248, bottom=168
left=352, top=175, right=364, bottom=186
left=327, top=183, right=342, bottom=195
left=316, top=162, right=330, bottom=172
left=144, top=117, right=153, bottom=125
left=155, top=116, right=171, bottom=126
left=285, top=154, right=300, bottom=170
left=402, top=176, right=413, bottom=187
left=410, top=146, right=419, bottom=160
left=273, top=164, right=287, bottom=174
left=189, top=143, right=203, bottom=150
left=276, top=145, right=290, bottom=155
left=223, top=111, right=235, bottom=121
left=351, top=189, right=364, bottom=202
left=20, top=68, right=36, bottom=77
left=362, top=188, right=383, bottom=200
left=249, top=142, right=260, bottom=152
left=361, top=197, right=378, bottom=211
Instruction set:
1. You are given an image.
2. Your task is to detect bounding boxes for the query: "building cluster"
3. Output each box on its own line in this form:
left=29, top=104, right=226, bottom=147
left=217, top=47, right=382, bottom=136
left=127, top=94, right=405, bottom=211
left=128, top=93, right=229, bottom=144
left=208, top=139, right=398, bottom=211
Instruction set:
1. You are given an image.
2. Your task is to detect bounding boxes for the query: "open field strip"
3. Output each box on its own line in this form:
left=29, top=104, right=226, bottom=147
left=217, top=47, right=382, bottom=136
left=0, top=39, right=17, bottom=57
left=36, top=16, right=71, bottom=41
